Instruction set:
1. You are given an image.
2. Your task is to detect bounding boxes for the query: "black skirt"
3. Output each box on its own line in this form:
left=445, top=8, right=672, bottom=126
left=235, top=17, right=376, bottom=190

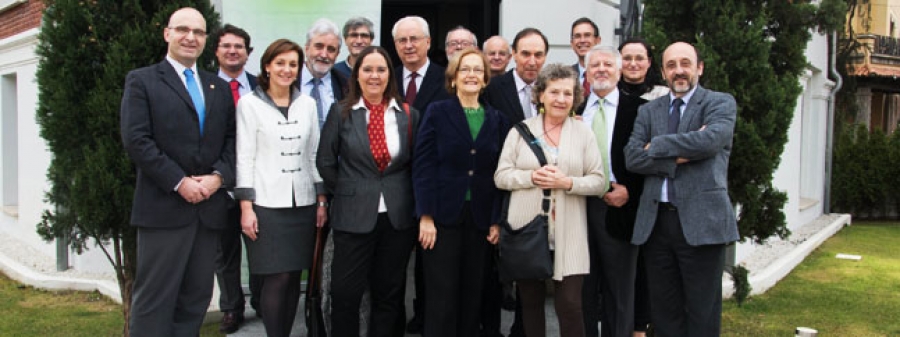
left=243, top=204, right=317, bottom=275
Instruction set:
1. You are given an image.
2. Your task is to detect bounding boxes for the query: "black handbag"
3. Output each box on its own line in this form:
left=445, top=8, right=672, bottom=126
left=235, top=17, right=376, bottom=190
left=498, top=122, right=553, bottom=282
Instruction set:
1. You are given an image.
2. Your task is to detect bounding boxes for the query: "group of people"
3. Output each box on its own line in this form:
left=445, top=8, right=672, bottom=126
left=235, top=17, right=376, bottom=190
left=119, top=6, right=738, bottom=337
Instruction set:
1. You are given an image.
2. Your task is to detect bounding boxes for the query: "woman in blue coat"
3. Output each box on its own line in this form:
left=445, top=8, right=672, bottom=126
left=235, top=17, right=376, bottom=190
left=412, top=48, right=511, bottom=337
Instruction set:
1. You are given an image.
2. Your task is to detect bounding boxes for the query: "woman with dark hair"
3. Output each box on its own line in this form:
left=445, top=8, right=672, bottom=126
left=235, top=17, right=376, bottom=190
left=617, top=37, right=669, bottom=101
left=316, top=46, right=420, bottom=337
left=412, top=48, right=510, bottom=337
left=494, top=63, right=606, bottom=337
left=617, top=37, right=665, bottom=337
left=235, top=38, right=327, bottom=337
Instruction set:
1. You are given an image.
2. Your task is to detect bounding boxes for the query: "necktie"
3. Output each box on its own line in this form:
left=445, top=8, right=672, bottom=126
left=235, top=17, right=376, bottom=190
left=591, top=98, right=610, bottom=192
left=310, top=78, right=325, bottom=129
left=405, top=72, right=418, bottom=105
left=229, top=79, right=240, bottom=107
left=365, top=99, right=391, bottom=172
left=666, top=98, right=684, bottom=201
left=582, top=75, right=590, bottom=98
left=521, top=85, right=532, bottom=118
left=184, top=68, right=205, bottom=134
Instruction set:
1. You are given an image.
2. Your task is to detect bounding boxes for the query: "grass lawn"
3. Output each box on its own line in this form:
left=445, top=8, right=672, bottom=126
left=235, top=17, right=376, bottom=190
left=0, top=273, right=122, bottom=336
left=722, top=222, right=900, bottom=336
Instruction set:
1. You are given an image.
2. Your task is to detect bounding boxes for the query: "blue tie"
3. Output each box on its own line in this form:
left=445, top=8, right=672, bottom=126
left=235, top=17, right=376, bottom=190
left=184, top=68, right=206, bottom=134
left=666, top=98, right=684, bottom=201
left=310, top=78, right=325, bottom=129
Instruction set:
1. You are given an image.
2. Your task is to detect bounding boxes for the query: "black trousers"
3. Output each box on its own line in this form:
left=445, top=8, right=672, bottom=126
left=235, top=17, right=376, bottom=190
left=644, top=205, right=725, bottom=337
left=583, top=198, right=639, bottom=337
left=422, top=204, right=489, bottom=337
left=215, top=205, right=262, bottom=313
left=130, top=223, right=220, bottom=337
left=331, top=213, right=416, bottom=337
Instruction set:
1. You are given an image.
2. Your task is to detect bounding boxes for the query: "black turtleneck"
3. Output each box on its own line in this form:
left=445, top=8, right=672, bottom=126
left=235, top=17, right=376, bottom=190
left=618, top=80, right=652, bottom=98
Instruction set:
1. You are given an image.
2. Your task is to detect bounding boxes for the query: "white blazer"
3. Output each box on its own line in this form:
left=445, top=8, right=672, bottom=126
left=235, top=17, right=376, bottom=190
left=235, top=87, right=324, bottom=208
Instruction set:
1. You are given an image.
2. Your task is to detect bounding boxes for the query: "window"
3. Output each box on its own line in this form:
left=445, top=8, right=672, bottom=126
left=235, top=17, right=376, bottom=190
left=1, top=73, right=18, bottom=216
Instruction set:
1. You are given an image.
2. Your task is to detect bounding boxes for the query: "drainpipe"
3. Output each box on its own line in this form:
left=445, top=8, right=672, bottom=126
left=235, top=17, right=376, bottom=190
left=824, top=30, right=843, bottom=214
left=56, top=205, right=69, bottom=271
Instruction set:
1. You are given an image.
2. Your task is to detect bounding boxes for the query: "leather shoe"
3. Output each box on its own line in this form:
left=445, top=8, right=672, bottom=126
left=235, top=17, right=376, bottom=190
left=219, top=311, right=244, bottom=334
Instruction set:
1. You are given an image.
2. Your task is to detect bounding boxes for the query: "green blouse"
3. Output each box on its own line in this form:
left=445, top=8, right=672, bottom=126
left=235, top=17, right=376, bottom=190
left=463, top=106, right=484, bottom=201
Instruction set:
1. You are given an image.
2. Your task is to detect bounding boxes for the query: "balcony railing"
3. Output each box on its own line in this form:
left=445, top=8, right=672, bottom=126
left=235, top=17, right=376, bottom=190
left=873, top=35, right=900, bottom=57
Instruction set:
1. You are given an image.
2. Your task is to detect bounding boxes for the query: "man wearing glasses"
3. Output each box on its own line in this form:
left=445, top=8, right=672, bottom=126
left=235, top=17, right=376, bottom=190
left=211, top=23, right=259, bottom=334
left=120, top=7, right=236, bottom=337
left=570, top=17, right=602, bottom=97
left=445, top=26, right=477, bottom=59
left=392, top=15, right=451, bottom=335
left=334, top=17, right=375, bottom=78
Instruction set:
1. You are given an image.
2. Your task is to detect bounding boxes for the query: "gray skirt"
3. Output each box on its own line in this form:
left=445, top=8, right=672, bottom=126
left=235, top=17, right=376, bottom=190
left=243, top=204, right=316, bottom=275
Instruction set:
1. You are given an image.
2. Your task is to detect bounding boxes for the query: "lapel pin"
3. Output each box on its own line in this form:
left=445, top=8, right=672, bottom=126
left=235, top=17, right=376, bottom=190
left=210, top=84, right=215, bottom=89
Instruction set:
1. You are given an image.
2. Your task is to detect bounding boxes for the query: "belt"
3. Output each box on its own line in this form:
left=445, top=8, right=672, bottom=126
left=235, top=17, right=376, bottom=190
left=658, top=202, right=677, bottom=212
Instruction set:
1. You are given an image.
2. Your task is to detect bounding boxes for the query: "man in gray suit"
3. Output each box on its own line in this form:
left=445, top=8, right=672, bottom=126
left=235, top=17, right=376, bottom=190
left=624, top=41, right=738, bottom=337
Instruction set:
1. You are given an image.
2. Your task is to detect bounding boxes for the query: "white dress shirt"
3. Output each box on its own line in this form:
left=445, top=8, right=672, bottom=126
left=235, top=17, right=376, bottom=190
left=582, top=88, right=620, bottom=183
left=352, top=98, right=402, bottom=213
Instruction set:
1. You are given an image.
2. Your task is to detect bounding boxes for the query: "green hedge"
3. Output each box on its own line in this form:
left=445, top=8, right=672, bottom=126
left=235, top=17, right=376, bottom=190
left=832, top=125, right=900, bottom=218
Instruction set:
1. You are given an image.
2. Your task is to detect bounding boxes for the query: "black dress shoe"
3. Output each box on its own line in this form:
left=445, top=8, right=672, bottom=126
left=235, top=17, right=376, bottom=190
left=219, top=311, right=244, bottom=334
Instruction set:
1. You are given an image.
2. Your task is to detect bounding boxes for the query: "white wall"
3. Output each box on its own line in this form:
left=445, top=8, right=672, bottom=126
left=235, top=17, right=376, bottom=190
left=0, top=28, right=113, bottom=275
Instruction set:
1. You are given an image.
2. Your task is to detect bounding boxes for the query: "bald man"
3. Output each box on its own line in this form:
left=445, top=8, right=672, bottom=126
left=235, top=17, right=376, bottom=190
left=120, top=7, right=236, bottom=337
left=483, top=36, right=511, bottom=78
left=625, top=41, right=738, bottom=337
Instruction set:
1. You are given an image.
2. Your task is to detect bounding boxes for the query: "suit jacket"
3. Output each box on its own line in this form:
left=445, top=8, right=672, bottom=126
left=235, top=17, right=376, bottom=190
left=120, top=60, right=236, bottom=229
left=396, top=62, right=452, bottom=113
left=247, top=72, right=258, bottom=90
left=577, top=92, right=647, bottom=241
left=316, top=99, right=420, bottom=233
left=483, top=70, right=525, bottom=123
left=412, top=98, right=511, bottom=230
left=624, top=85, right=739, bottom=246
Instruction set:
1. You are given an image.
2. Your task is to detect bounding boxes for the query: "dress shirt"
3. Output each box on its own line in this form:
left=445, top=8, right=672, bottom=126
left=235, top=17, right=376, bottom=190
left=402, top=59, right=430, bottom=93
left=217, top=69, right=253, bottom=97
left=582, top=88, right=620, bottom=183
left=660, top=86, right=697, bottom=202
left=577, top=63, right=587, bottom=84
left=352, top=98, right=402, bottom=213
left=300, top=65, right=335, bottom=111
left=166, top=55, right=204, bottom=101
left=512, top=70, right=537, bottom=118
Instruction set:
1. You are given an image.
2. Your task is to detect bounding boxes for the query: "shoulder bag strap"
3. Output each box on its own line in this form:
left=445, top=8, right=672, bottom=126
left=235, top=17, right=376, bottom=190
left=512, top=122, right=552, bottom=214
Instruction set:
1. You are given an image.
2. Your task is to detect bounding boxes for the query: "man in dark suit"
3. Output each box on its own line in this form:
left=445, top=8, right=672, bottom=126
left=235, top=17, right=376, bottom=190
left=211, top=23, right=258, bottom=334
left=625, top=42, right=739, bottom=337
left=483, top=27, right=548, bottom=124
left=120, top=7, right=235, bottom=337
left=569, top=17, right=601, bottom=96
left=300, top=18, right=350, bottom=129
left=391, top=15, right=452, bottom=334
left=577, top=45, right=646, bottom=337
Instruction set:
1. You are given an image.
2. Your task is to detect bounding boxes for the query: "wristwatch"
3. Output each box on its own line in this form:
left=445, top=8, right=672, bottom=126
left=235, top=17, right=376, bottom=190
left=317, top=201, right=329, bottom=208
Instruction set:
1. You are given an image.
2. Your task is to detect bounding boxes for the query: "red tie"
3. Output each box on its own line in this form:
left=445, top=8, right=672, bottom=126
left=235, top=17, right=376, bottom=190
left=364, top=98, right=391, bottom=172
left=230, top=79, right=241, bottom=106
left=582, top=76, right=590, bottom=98
left=405, top=72, right=418, bottom=105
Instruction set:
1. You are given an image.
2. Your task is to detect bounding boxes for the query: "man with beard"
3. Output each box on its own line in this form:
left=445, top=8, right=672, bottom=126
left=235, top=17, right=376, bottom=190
left=300, top=18, right=350, bottom=129
left=334, top=17, right=375, bottom=78
left=625, top=41, right=738, bottom=337
left=484, top=27, right=548, bottom=123
left=211, top=23, right=260, bottom=334
left=576, top=45, right=646, bottom=337
left=483, top=36, right=511, bottom=78
left=570, top=18, right=601, bottom=97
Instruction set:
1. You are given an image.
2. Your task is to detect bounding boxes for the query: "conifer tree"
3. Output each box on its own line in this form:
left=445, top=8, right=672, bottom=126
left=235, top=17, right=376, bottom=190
left=642, top=0, right=845, bottom=244
left=35, top=0, right=220, bottom=332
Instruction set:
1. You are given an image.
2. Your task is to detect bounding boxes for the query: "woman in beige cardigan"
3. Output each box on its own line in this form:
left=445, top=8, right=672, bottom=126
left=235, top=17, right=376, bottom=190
left=494, top=63, right=606, bottom=337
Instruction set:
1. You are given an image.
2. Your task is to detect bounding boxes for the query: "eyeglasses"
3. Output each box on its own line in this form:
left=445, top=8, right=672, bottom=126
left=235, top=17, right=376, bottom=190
left=169, top=26, right=207, bottom=38
left=347, top=32, right=372, bottom=39
left=218, top=43, right=245, bottom=50
left=570, top=33, right=595, bottom=40
left=458, top=67, right=484, bottom=75
left=622, top=55, right=648, bottom=63
left=446, top=40, right=474, bottom=49
left=395, top=35, right=425, bottom=45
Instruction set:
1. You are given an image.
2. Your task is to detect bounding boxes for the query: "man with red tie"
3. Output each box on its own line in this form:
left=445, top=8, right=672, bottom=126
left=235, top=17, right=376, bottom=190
left=212, top=23, right=258, bottom=334
left=570, top=18, right=602, bottom=98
